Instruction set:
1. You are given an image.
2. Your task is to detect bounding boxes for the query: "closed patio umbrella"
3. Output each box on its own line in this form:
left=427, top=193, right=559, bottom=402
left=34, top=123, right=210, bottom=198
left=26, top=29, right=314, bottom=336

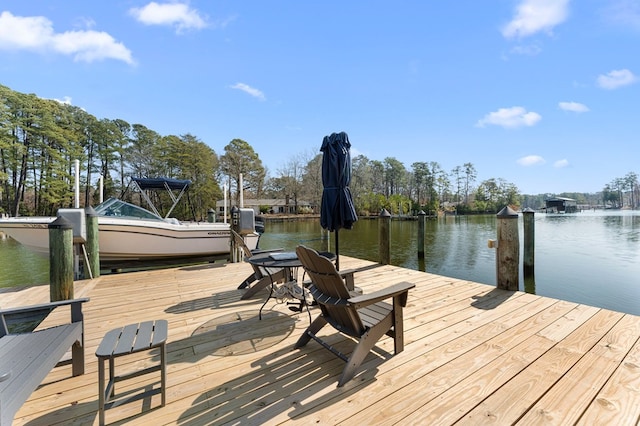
left=320, top=131, right=358, bottom=270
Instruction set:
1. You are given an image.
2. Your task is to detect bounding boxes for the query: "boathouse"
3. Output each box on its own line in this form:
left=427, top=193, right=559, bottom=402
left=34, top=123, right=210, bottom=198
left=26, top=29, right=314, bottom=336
left=545, top=196, right=578, bottom=213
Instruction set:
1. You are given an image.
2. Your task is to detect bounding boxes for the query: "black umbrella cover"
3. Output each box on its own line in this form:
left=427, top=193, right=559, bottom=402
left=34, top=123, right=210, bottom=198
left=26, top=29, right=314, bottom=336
left=320, top=132, right=358, bottom=232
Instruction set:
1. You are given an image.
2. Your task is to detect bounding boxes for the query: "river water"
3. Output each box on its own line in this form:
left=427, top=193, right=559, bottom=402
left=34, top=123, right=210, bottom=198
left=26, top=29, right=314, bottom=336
left=1, top=210, right=639, bottom=316
left=259, top=210, right=640, bottom=316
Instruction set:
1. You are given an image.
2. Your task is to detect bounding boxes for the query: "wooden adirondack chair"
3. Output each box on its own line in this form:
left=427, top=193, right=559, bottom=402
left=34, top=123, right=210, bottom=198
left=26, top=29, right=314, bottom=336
left=231, top=230, right=288, bottom=299
left=295, top=245, right=415, bottom=387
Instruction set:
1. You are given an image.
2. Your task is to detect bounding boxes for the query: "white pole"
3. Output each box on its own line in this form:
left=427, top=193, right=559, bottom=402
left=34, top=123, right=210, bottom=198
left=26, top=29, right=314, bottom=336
left=223, top=183, right=227, bottom=224
left=99, top=175, right=104, bottom=204
left=239, top=173, right=244, bottom=208
left=74, top=159, right=80, bottom=208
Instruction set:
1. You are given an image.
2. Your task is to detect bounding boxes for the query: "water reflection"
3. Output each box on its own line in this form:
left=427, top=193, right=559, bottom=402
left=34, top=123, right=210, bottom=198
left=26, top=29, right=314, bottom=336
left=0, top=233, right=49, bottom=287
left=260, top=211, right=640, bottom=316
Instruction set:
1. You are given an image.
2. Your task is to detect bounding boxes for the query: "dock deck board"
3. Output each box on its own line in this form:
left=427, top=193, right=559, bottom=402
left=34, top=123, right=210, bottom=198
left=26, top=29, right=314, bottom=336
left=1, top=256, right=639, bottom=425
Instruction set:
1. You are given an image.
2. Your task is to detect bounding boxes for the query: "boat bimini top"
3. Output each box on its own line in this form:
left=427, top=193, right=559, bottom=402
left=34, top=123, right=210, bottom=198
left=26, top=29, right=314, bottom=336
left=120, top=177, right=193, bottom=220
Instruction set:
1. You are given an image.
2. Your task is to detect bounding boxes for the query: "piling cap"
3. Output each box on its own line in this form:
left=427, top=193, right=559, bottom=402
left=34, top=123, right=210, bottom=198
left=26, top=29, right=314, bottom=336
left=379, top=208, right=391, bottom=217
left=496, top=206, right=519, bottom=218
left=85, top=206, right=97, bottom=217
left=48, top=215, right=73, bottom=229
left=418, top=210, right=426, bottom=216
left=522, top=207, right=535, bottom=214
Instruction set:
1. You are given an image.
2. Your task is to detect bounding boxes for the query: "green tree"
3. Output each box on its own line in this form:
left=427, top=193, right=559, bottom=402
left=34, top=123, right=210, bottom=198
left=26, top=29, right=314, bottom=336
left=166, top=134, right=220, bottom=220
left=624, top=172, right=638, bottom=209
left=219, top=139, right=265, bottom=203
left=351, top=155, right=375, bottom=213
left=411, top=161, right=429, bottom=206
left=474, top=178, right=520, bottom=212
left=302, top=153, right=323, bottom=212
left=451, top=165, right=462, bottom=203
left=383, top=157, right=406, bottom=197
left=463, top=162, right=477, bottom=205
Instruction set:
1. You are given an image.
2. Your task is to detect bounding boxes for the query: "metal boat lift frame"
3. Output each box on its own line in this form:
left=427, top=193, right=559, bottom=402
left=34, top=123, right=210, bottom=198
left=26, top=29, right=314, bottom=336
left=120, top=177, right=196, bottom=220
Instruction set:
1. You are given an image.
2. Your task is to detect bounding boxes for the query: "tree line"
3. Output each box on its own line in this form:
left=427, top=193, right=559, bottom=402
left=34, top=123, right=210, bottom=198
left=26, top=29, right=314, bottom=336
left=4, top=84, right=634, bottom=220
left=602, top=172, right=639, bottom=209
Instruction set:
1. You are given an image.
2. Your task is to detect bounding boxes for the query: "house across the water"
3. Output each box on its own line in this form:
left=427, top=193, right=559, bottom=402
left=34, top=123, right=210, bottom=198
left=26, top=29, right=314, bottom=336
left=545, top=196, right=578, bottom=213
left=215, top=198, right=315, bottom=218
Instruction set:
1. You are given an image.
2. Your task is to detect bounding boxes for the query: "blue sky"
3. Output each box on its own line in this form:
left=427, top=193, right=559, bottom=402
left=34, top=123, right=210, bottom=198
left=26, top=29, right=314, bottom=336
left=1, top=1, right=639, bottom=195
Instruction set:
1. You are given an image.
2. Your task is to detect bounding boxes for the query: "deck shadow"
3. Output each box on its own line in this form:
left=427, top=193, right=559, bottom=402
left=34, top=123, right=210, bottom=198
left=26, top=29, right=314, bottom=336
left=471, top=287, right=517, bottom=310
left=164, top=289, right=256, bottom=313
left=161, top=309, right=298, bottom=364
left=175, top=338, right=379, bottom=425
left=190, top=309, right=297, bottom=357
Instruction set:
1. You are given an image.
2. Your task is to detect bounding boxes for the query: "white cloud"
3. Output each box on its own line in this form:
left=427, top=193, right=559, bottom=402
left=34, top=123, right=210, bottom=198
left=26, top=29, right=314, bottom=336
left=0, top=11, right=134, bottom=64
left=558, top=101, right=589, bottom=112
left=517, top=155, right=546, bottom=166
left=130, top=2, right=207, bottom=33
left=509, top=44, right=542, bottom=56
left=597, top=69, right=637, bottom=89
left=502, top=0, right=570, bottom=39
left=53, top=96, right=73, bottom=105
left=476, top=106, right=541, bottom=129
left=554, top=159, right=569, bottom=168
left=230, top=83, right=266, bottom=101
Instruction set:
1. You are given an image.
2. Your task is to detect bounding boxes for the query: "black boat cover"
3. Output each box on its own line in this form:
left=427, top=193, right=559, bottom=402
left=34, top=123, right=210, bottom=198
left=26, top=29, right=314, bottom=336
left=132, top=177, right=191, bottom=191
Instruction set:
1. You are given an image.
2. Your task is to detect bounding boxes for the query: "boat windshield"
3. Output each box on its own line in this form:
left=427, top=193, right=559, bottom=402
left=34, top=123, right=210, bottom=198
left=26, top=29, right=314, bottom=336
left=94, top=198, right=164, bottom=221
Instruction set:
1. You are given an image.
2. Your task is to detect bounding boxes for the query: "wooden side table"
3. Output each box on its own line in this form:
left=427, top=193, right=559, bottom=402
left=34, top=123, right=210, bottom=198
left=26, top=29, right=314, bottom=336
left=96, top=320, right=168, bottom=425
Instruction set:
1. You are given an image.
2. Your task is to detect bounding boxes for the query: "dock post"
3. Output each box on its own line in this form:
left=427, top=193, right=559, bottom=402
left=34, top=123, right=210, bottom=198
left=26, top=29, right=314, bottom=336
left=85, top=206, right=100, bottom=279
left=49, top=216, right=74, bottom=301
left=379, top=208, right=391, bottom=265
left=417, top=210, right=426, bottom=259
left=495, top=206, right=519, bottom=291
left=229, top=236, right=239, bottom=263
left=207, top=208, right=216, bottom=223
left=523, top=207, right=535, bottom=274
left=321, top=228, right=330, bottom=253
left=522, top=207, right=535, bottom=293
left=230, top=206, right=240, bottom=263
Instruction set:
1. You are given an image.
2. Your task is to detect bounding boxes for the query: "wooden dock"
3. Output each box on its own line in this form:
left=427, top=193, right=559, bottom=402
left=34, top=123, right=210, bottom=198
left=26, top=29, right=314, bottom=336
left=1, top=256, right=639, bottom=425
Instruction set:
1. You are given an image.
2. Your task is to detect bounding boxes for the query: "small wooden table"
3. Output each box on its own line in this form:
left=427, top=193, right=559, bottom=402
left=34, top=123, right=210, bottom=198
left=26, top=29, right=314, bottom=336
left=248, top=251, right=336, bottom=321
left=96, top=320, right=168, bottom=425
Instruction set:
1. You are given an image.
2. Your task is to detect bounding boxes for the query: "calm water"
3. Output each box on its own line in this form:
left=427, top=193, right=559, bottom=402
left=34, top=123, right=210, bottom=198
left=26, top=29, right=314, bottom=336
left=2, top=210, right=639, bottom=316
left=258, top=210, right=640, bottom=316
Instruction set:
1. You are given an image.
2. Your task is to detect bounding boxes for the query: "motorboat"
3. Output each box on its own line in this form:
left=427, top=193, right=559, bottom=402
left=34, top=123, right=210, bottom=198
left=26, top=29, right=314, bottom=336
left=0, top=177, right=260, bottom=263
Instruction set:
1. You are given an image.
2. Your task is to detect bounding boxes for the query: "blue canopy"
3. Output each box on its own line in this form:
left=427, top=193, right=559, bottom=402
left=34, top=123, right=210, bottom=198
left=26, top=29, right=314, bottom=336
left=320, top=132, right=357, bottom=269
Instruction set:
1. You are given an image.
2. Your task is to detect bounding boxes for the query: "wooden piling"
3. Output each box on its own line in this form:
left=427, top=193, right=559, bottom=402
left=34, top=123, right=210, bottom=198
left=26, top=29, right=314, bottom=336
left=417, top=210, right=426, bottom=259
left=496, top=206, right=519, bottom=291
left=48, top=216, right=74, bottom=301
left=379, top=208, right=391, bottom=265
left=321, top=228, right=330, bottom=253
left=523, top=207, right=535, bottom=277
left=85, top=206, right=100, bottom=279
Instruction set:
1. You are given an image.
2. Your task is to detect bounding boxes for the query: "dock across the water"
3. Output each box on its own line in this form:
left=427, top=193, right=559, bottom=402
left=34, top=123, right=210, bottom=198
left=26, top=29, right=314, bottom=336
left=1, top=255, right=638, bottom=425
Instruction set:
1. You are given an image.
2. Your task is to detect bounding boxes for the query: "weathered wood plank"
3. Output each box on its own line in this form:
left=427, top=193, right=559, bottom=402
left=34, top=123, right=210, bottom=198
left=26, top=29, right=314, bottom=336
left=456, top=308, right=625, bottom=425
left=518, top=312, right=640, bottom=425
left=577, top=331, right=640, bottom=425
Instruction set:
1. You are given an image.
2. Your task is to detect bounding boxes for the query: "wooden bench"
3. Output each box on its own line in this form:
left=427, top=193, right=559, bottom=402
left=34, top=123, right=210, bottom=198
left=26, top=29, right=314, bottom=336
left=0, top=298, right=89, bottom=426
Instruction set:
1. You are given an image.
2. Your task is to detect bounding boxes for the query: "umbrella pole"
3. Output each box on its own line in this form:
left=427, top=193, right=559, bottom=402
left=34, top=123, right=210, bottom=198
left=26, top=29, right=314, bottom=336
left=335, top=229, right=340, bottom=270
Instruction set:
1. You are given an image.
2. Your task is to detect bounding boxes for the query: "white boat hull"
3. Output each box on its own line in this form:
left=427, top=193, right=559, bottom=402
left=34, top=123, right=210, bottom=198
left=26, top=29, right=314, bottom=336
left=0, top=216, right=259, bottom=262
